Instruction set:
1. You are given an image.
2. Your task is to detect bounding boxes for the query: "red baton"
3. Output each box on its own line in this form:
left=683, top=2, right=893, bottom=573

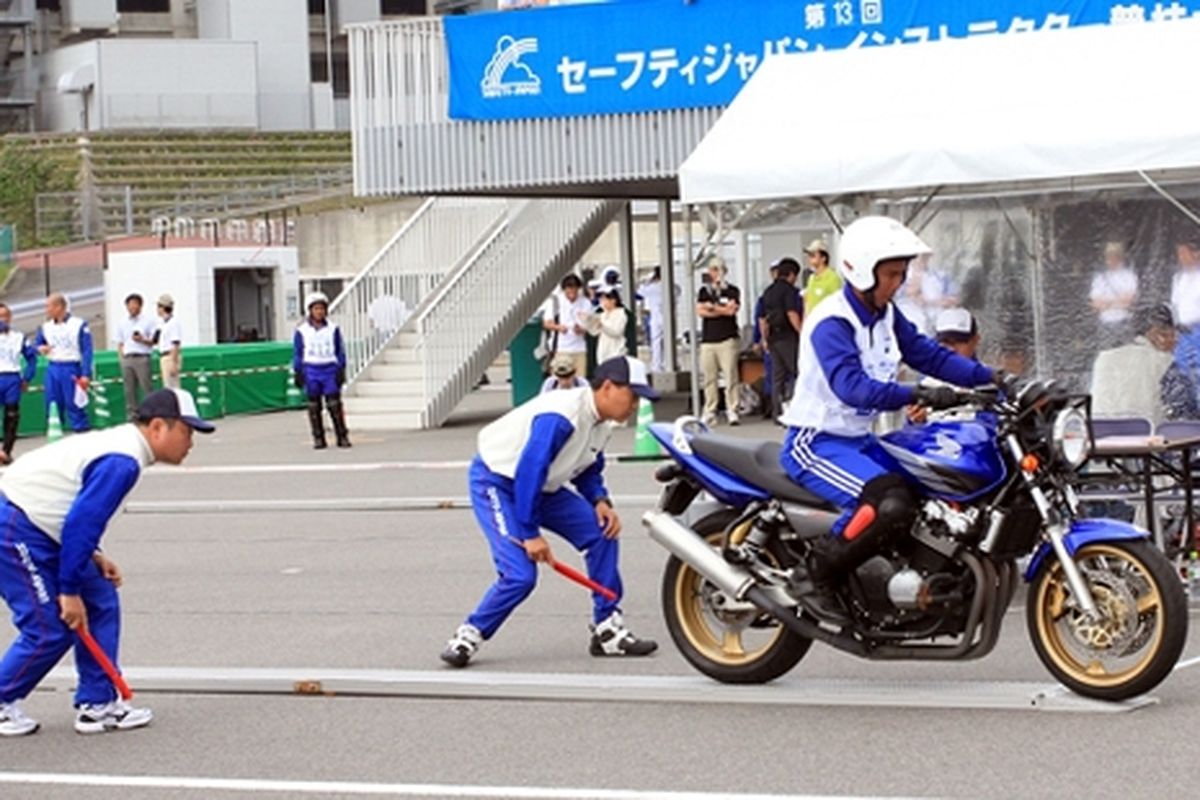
left=550, top=559, right=617, bottom=602
left=76, top=627, right=133, bottom=701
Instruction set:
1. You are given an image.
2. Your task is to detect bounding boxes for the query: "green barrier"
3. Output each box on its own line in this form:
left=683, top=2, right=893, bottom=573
left=17, top=342, right=303, bottom=436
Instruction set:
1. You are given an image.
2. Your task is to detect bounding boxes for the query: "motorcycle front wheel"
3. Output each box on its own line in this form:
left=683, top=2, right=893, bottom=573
left=661, top=509, right=812, bottom=684
left=1027, top=539, right=1188, bottom=701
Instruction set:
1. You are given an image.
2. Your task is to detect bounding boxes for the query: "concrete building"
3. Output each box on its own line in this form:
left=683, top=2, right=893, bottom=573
left=1, top=0, right=435, bottom=133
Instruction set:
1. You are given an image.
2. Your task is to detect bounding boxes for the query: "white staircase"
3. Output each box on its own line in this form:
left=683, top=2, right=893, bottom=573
left=339, top=198, right=623, bottom=430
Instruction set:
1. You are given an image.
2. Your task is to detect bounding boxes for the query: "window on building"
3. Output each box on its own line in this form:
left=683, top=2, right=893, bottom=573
left=308, top=0, right=326, bottom=14
left=36, top=1, right=62, bottom=10
left=311, top=53, right=329, bottom=84
left=381, top=0, right=426, bottom=15
left=116, top=0, right=171, bottom=12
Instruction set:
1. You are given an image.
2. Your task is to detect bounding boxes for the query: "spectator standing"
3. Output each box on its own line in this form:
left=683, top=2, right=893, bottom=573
left=1089, top=241, right=1138, bottom=347
left=293, top=292, right=351, bottom=450
left=587, top=286, right=629, bottom=364
left=636, top=267, right=666, bottom=372
left=113, top=294, right=155, bottom=420
left=802, top=238, right=841, bottom=314
left=35, top=294, right=92, bottom=434
left=1170, top=236, right=1200, bottom=331
left=154, top=294, right=182, bottom=389
left=0, top=303, right=37, bottom=464
left=542, top=275, right=592, bottom=379
left=696, top=258, right=742, bottom=426
left=757, top=257, right=803, bottom=421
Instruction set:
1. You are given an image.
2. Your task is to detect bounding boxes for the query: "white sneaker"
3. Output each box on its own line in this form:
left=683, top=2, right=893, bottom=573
left=440, top=623, right=483, bottom=668
left=74, top=700, right=153, bottom=735
left=589, top=612, right=658, bottom=657
left=0, top=702, right=39, bottom=737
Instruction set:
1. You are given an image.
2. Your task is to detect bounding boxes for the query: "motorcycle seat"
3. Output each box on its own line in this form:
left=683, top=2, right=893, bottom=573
left=691, top=433, right=837, bottom=510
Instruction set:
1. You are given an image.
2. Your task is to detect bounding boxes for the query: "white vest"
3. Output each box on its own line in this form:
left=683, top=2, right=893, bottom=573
left=297, top=320, right=340, bottom=366
left=781, top=290, right=902, bottom=437
left=0, top=330, right=29, bottom=374
left=41, top=316, right=87, bottom=363
left=0, top=425, right=154, bottom=542
left=477, top=387, right=614, bottom=491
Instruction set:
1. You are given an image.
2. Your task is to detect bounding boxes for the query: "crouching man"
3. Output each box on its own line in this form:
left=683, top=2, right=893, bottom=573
left=0, top=389, right=214, bottom=736
left=441, top=357, right=660, bottom=667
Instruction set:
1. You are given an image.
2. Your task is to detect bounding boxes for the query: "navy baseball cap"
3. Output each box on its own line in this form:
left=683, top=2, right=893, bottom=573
left=136, top=388, right=216, bottom=433
left=593, top=356, right=660, bottom=401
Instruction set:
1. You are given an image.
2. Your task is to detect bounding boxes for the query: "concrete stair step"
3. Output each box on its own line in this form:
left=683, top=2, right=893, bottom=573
left=345, top=412, right=423, bottom=430
left=344, top=395, right=426, bottom=414
left=354, top=381, right=425, bottom=398
left=377, top=348, right=420, bottom=365
left=372, top=359, right=423, bottom=377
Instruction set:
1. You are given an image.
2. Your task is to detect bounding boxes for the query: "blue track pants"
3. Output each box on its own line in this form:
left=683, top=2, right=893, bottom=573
left=464, top=458, right=622, bottom=638
left=780, top=426, right=903, bottom=535
left=44, top=362, right=90, bottom=432
left=0, top=501, right=120, bottom=706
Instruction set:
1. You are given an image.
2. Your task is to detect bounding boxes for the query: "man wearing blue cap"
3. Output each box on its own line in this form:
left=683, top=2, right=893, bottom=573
left=441, top=356, right=659, bottom=667
left=0, top=388, right=214, bottom=737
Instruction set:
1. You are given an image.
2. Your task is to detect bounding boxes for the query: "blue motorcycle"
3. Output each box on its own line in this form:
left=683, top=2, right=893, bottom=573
left=642, top=382, right=1187, bottom=701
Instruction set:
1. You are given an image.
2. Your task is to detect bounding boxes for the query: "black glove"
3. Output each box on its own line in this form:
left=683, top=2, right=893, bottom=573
left=293, top=369, right=305, bottom=390
left=336, top=368, right=346, bottom=386
left=992, top=368, right=1020, bottom=395
left=912, top=384, right=962, bottom=411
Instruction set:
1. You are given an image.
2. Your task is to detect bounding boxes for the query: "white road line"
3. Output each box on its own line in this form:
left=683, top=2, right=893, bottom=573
left=40, top=666, right=1152, bottom=713
left=0, top=773, right=870, bottom=800
left=146, top=461, right=472, bottom=475
left=123, top=495, right=663, bottom=514
left=1172, top=655, right=1200, bottom=672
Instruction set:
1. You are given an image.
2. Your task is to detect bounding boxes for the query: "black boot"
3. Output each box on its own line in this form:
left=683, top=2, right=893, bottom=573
left=793, top=475, right=915, bottom=626
left=307, top=398, right=327, bottom=449
left=327, top=395, right=351, bottom=448
left=1, top=405, right=17, bottom=463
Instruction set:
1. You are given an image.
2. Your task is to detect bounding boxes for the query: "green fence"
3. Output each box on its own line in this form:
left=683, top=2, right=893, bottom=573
left=17, top=342, right=305, bottom=436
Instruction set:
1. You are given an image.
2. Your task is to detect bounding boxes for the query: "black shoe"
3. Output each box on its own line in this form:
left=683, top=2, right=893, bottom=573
left=588, top=612, right=658, bottom=657
left=313, top=436, right=328, bottom=450
left=788, top=567, right=852, bottom=626
left=336, top=435, right=352, bottom=448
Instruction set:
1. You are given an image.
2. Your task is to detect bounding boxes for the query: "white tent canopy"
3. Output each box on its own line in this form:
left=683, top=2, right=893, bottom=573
left=679, top=18, right=1200, bottom=205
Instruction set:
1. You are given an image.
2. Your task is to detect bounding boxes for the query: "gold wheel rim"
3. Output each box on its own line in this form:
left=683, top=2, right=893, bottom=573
left=1034, top=543, right=1165, bottom=689
left=674, top=533, right=785, bottom=666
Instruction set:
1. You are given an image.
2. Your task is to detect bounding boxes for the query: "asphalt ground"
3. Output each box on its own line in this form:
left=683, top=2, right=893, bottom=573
left=1, top=385, right=1198, bottom=799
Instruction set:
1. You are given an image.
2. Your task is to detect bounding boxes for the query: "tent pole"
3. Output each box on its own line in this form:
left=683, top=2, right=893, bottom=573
left=657, top=200, right=677, bottom=373
left=1138, top=170, right=1200, bottom=228
left=1030, top=207, right=1047, bottom=380
left=683, top=203, right=701, bottom=417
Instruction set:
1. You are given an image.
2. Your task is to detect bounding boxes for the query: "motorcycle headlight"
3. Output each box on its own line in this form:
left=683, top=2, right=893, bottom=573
left=1052, top=408, right=1089, bottom=469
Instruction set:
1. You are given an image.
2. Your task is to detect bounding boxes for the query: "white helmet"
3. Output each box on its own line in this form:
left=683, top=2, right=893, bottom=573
left=306, top=291, right=330, bottom=312
left=837, top=216, right=932, bottom=292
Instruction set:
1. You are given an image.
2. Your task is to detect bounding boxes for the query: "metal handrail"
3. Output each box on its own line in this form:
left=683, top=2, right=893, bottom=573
left=327, top=196, right=514, bottom=384
left=413, top=198, right=623, bottom=427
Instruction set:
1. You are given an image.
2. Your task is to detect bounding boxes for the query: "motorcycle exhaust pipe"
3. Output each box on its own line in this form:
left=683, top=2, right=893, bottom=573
left=642, top=510, right=757, bottom=600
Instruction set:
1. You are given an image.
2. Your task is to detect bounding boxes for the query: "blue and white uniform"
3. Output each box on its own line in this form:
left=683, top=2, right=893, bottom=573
left=293, top=319, right=346, bottom=398
left=0, top=328, right=37, bottom=406
left=34, top=315, right=93, bottom=432
left=0, top=425, right=154, bottom=706
left=465, top=387, right=621, bottom=638
left=780, top=286, right=992, bottom=532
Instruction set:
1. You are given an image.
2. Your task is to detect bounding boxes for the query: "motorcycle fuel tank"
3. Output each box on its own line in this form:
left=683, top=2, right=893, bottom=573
left=879, top=419, right=1007, bottom=501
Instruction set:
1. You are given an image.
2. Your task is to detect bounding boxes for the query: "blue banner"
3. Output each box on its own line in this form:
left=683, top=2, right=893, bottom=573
left=446, top=0, right=1200, bottom=120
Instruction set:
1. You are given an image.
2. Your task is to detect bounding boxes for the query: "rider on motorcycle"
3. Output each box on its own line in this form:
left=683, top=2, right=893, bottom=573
left=779, top=216, right=1001, bottom=623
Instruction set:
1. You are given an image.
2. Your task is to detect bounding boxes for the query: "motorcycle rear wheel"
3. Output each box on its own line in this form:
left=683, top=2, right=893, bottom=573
left=661, top=509, right=812, bottom=684
left=1027, top=539, right=1187, bottom=701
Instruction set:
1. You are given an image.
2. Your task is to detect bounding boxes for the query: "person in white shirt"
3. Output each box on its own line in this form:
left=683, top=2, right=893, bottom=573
left=586, top=286, right=629, bottom=364
left=636, top=267, right=666, bottom=372
left=1090, top=241, right=1138, bottom=346
left=542, top=274, right=593, bottom=379
left=0, top=303, right=37, bottom=464
left=112, top=294, right=156, bottom=420
left=1170, top=236, right=1200, bottom=331
left=153, top=294, right=182, bottom=389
